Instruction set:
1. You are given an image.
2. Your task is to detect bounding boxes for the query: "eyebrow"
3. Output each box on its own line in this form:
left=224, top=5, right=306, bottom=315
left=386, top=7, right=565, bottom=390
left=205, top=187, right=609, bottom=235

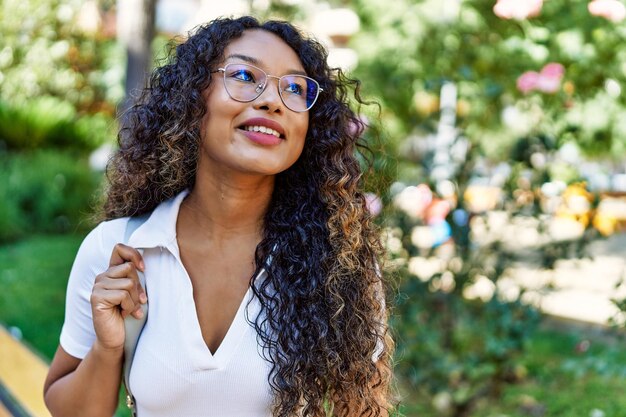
left=225, top=53, right=308, bottom=76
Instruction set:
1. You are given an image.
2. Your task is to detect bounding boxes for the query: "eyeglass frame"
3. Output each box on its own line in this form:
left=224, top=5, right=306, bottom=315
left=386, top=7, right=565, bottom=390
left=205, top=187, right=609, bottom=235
left=211, top=62, right=324, bottom=113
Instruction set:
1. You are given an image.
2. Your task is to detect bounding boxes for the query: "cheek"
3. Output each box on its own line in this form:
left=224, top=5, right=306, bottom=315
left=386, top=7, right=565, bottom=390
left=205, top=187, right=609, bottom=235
left=291, top=120, right=308, bottom=155
left=298, top=119, right=309, bottom=152
left=296, top=114, right=309, bottom=141
left=200, top=85, right=235, bottom=130
left=201, top=104, right=237, bottom=141
left=290, top=130, right=307, bottom=164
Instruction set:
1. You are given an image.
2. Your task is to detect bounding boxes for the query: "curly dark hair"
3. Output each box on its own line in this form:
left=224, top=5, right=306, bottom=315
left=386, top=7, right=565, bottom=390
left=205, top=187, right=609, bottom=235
left=104, top=16, right=394, bottom=417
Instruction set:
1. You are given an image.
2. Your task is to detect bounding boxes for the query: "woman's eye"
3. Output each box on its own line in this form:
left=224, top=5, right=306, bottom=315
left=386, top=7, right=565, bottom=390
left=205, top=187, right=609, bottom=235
left=284, top=82, right=304, bottom=96
left=230, top=69, right=255, bottom=82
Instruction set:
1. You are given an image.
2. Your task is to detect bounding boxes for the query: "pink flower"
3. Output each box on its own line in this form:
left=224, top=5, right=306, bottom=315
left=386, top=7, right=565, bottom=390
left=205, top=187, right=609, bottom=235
left=517, top=63, right=566, bottom=94
left=541, top=62, right=565, bottom=78
left=536, top=76, right=561, bottom=93
left=517, top=71, right=540, bottom=93
left=588, top=0, right=626, bottom=22
left=364, top=192, right=383, bottom=217
left=536, top=62, right=565, bottom=93
left=493, top=0, right=543, bottom=20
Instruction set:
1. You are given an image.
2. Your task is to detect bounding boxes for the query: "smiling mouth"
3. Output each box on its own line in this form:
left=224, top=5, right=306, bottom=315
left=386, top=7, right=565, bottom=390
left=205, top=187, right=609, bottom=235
left=239, top=125, right=284, bottom=139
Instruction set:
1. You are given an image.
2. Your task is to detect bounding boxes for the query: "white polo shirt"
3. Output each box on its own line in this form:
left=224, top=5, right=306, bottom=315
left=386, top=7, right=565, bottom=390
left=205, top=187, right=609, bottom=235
left=60, top=190, right=274, bottom=416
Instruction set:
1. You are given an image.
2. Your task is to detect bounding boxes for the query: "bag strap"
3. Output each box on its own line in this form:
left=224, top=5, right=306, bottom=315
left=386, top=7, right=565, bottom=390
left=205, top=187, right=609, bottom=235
left=122, top=214, right=150, bottom=417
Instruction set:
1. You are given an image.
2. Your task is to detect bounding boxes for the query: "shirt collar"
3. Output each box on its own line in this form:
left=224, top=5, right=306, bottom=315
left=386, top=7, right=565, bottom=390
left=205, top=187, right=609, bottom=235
left=126, top=189, right=189, bottom=250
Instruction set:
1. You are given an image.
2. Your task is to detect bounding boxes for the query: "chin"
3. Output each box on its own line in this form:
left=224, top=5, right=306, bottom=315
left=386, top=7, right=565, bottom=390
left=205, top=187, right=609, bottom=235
left=243, top=157, right=299, bottom=176
left=250, top=165, right=291, bottom=176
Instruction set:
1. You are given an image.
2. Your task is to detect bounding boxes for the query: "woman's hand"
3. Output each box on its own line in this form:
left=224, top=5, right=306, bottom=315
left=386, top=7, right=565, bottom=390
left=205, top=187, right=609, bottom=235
left=90, top=243, right=146, bottom=351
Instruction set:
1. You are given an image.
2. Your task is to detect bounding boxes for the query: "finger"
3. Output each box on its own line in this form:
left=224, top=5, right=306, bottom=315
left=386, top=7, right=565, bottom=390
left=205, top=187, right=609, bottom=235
left=131, top=305, right=145, bottom=319
left=91, top=289, right=138, bottom=317
left=110, top=243, right=145, bottom=272
left=95, top=277, right=141, bottom=305
left=138, top=282, right=148, bottom=304
left=118, top=290, right=138, bottom=318
left=101, top=262, right=140, bottom=281
left=97, top=263, right=147, bottom=304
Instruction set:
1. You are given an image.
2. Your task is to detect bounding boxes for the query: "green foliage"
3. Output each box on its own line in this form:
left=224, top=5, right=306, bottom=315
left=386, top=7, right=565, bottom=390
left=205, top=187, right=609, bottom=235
left=386, top=203, right=602, bottom=416
left=0, top=98, right=114, bottom=151
left=0, top=150, right=101, bottom=242
left=347, top=2, right=621, bottom=412
left=0, top=0, right=125, bottom=116
left=386, top=206, right=542, bottom=416
left=352, top=0, right=626, bottom=158
left=381, top=140, right=600, bottom=415
left=609, top=276, right=626, bottom=330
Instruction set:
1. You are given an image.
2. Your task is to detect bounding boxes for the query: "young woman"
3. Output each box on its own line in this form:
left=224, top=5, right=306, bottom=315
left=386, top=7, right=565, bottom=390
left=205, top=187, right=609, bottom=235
left=44, top=16, right=393, bottom=417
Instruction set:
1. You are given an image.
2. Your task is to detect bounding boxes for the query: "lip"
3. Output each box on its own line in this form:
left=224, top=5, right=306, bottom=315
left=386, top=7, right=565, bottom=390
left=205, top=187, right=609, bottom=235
left=237, top=117, right=286, bottom=147
left=238, top=117, right=286, bottom=137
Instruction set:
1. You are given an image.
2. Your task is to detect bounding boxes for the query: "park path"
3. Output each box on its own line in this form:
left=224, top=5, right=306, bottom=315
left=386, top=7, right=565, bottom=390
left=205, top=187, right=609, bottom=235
left=506, top=232, right=626, bottom=326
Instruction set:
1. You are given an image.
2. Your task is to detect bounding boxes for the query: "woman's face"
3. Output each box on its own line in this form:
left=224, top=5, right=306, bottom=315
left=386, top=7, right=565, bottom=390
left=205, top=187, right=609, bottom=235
left=198, top=29, right=310, bottom=178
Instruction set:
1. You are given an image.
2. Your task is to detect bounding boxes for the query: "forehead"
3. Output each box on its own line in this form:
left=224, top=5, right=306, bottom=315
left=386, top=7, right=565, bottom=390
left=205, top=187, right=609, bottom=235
left=223, top=29, right=305, bottom=73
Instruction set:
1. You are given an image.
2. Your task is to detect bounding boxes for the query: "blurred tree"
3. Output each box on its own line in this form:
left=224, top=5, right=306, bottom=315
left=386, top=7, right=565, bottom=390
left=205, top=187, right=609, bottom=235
left=351, top=0, right=626, bottom=159
left=0, top=0, right=122, bottom=152
left=0, top=0, right=122, bottom=114
left=348, top=0, right=617, bottom=414
left=116, top=0, right=157, bottom=121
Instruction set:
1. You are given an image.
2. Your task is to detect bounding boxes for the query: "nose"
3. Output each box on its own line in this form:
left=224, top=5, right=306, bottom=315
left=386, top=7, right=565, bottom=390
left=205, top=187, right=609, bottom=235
left=253, top=77, right=283, bottom=113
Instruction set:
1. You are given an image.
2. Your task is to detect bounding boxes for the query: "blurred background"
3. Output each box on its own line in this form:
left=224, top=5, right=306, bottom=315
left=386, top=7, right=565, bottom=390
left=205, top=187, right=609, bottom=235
left=1, top=0, right=626, bottom=416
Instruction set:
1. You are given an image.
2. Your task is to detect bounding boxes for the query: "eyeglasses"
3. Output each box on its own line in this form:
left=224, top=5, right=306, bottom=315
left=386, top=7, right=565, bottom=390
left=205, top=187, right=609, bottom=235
left=213, top=63, right=323, bottom=113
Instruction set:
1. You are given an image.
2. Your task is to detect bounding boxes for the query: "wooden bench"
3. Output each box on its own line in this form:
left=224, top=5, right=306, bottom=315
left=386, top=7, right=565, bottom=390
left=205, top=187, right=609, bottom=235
left=0, top=401, right=14, bottom=417
left=0, top=326, right=51, bottom=417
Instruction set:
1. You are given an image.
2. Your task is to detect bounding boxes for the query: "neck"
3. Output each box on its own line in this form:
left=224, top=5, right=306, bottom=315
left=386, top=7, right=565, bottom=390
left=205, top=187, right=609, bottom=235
left=180, top=171, right=274, bottom=244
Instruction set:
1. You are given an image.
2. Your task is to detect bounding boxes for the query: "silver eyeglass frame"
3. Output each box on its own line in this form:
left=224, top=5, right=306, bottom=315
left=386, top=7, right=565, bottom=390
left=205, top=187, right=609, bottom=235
left=213, top=63, right=324, bottom=113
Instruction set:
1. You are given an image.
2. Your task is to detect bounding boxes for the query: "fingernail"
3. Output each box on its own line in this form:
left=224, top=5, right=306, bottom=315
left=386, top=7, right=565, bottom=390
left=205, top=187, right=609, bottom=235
left=136, top=309, right=144, bottom=318
left=140, top=293, right=148, bottom=303
left=139, top=261, right=145, bottom=271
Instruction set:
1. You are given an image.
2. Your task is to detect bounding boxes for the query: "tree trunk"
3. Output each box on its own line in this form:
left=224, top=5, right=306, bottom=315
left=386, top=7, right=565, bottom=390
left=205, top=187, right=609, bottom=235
left=117, top=0, right=157, bottom=125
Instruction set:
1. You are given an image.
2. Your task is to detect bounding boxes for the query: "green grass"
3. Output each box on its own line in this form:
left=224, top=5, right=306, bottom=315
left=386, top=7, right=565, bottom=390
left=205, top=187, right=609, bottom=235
left=0, top=232, right=132, bottom=417
left=481, top=329, right=626, bottom=416
left=400, top=327, right=626, bottom=416
left=0, top=233, right=86, bottom=360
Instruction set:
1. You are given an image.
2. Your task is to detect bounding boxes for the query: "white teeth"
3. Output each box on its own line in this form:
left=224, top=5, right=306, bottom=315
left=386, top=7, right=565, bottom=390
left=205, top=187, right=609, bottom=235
left=243, top=125, right=281, bottom=137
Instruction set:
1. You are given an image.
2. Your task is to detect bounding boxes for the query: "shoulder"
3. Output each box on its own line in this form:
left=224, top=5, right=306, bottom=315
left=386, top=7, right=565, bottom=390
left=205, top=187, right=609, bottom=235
left=77, top=217, right=130, bottom=260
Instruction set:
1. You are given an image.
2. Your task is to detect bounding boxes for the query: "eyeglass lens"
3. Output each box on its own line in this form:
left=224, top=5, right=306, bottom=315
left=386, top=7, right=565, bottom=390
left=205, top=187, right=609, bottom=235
left=221, top=63, right=320, bottom=112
